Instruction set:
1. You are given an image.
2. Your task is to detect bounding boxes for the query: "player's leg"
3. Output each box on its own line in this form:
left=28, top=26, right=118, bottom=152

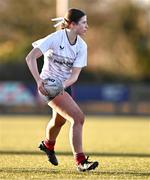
left=38, top=87, right=71, bottom=166
left=39, top=111, right=66, bottom=166
left=48, top=91, right=84, bottom=154
left=46, top=110, right=66, bottom=141
left=48, top=92, right=98, bottom=171
left=44, top=87, right=71, bottom=151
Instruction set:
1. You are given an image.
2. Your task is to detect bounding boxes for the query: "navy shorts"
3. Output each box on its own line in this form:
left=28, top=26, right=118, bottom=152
left=39, top=86, right=72, bottom=103
left=65, top=86, right=72, bottom=96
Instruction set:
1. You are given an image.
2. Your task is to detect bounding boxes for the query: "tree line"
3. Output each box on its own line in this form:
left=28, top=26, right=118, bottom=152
left=0, top=0, right=150, bottom=82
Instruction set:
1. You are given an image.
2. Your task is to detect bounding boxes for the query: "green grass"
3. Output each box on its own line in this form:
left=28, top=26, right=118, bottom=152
left=0, top=115, right=150, bottom=179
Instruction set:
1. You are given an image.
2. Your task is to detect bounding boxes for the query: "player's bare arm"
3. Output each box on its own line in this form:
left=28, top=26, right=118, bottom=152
left=26, top=48, right=48, bottom=96
left=63, top=67, right=82, bottom=89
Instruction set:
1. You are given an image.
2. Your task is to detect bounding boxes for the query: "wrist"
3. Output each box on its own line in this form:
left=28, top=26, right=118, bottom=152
left=36, top=78, right=43, bottom=85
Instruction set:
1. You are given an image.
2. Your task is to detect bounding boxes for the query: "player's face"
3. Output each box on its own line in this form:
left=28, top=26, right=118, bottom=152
left=75, top=15, right=88, bottom=36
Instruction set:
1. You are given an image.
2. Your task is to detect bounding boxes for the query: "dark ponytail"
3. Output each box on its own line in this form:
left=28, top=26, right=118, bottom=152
left=61, top=8, right=85, bottom=29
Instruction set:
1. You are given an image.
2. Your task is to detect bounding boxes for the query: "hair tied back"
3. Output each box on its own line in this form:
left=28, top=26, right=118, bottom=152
left=51, top=17, right=65, bottom=28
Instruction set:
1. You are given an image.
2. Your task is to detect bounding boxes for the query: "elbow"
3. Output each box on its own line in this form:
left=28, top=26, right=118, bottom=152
left=25, top=55, right=29, bottom=63
left=26, top=48, right=41, bottom=64
left=26, top=54, right=32, bottom=65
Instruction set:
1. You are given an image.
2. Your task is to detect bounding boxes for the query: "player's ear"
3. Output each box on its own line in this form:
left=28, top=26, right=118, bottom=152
left=70, top=21, right=77, bottom=28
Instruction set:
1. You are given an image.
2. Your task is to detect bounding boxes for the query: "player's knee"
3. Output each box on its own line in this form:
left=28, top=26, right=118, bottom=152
left=54, top=118, right=66, bottom=127
left=57, top=119, right=66, bottom=127
left=72, top=111, right=85, bottom=125
left=50, top=117, right=66, bottom=128
left=79, top=112, right=85, bottom=125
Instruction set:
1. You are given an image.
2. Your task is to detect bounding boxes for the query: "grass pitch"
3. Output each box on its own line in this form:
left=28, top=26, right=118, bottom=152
left=0, top=115, right=150, bottom=179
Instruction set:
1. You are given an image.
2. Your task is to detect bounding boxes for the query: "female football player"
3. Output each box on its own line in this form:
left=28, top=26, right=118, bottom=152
left=26, top=8, right=98, bottom=172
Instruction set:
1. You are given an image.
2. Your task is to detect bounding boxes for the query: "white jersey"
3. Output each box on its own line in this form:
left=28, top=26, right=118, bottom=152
left=32, top=29, right=87, bottom=82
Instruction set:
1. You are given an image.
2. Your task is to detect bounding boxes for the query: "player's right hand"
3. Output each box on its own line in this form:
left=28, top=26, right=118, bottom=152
left=37, top=79, right=49, bottom=96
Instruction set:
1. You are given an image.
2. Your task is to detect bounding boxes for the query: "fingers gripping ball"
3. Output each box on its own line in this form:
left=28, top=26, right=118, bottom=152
left=43, top=78, right=63, bottom=99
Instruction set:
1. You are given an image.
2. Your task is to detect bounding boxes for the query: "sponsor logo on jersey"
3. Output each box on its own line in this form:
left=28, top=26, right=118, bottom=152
left=53, top=59, right=73, bottom=68
left=60, top=45, right=64, bottom=50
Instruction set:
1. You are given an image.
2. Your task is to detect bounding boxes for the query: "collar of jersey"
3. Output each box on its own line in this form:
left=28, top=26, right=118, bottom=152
left=65, top=29, right=77, bottom=46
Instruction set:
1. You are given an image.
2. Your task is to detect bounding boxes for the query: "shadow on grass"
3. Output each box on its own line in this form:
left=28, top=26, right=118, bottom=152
left=0, top=168, right=150, bottom=178
left=0, top=151, right=150, bottom=158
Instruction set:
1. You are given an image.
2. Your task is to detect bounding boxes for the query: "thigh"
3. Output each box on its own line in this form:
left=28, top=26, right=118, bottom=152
left=38, top=86, right=72, bottom=103
left=48, top=91, right=83, bottom=122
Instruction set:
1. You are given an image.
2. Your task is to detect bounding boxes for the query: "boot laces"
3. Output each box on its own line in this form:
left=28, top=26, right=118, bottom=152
left=82, top=156, right=92, bottom=164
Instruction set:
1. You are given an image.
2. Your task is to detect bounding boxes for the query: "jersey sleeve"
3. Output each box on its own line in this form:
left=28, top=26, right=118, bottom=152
left=32, top=32, right=57, bottom=54
left=73, top=44, right=87, bottom=68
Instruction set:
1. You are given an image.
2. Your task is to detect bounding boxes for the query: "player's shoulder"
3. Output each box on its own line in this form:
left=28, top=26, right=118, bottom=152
left=77, top=36, right=87, bottom=49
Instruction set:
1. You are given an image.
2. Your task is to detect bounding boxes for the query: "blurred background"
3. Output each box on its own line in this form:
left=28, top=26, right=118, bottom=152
left=0, top=0, right=150, bottom=115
